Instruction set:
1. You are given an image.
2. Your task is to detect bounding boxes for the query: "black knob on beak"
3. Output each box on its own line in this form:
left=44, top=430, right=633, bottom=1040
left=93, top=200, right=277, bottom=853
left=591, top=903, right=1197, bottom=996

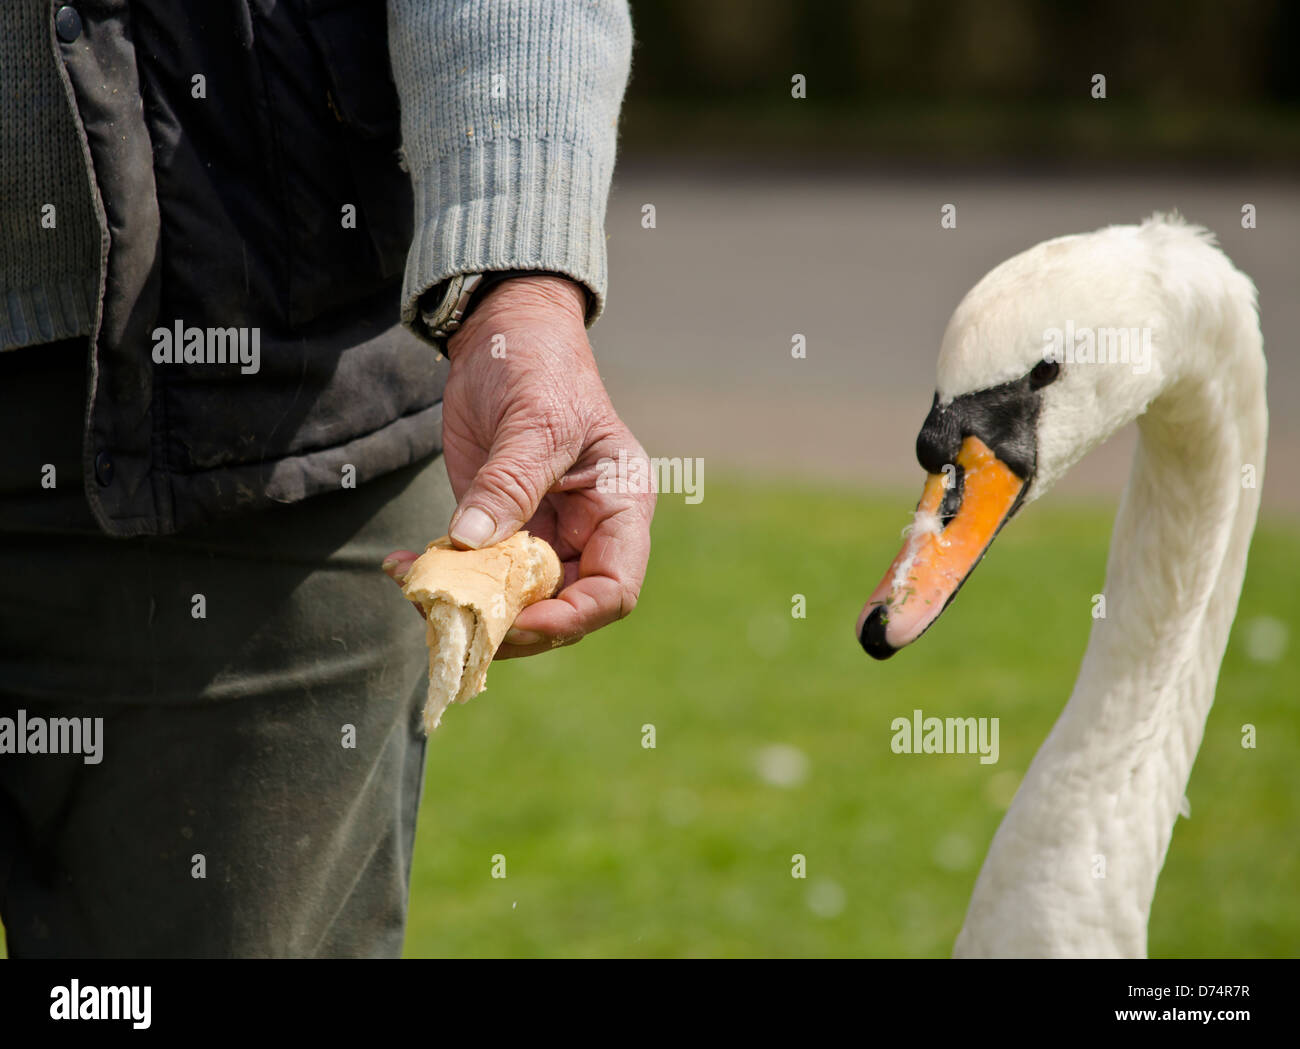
left=916, top=394, right=962, bottom=475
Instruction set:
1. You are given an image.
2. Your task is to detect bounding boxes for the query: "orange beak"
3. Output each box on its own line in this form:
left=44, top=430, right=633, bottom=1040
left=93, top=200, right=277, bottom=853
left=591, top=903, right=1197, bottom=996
left=857, top=435, right=1025, bottom=658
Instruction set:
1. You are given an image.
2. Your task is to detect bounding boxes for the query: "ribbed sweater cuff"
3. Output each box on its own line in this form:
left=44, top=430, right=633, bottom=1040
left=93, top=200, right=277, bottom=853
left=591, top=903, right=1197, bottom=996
left=400, top=137, right=610, bottom=335
left=2, top=270, right=98, bottom=352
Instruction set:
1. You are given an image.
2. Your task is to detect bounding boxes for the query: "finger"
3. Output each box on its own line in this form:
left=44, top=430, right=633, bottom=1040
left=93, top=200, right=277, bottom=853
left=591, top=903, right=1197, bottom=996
left=381, top=550, right=421, bottom=584
left=512, top=518, right=649, bottom=639
left=493, top=578, right=629, bottom=661
left=509, top=573, right=631, bottom=638
left=494, top=635, right=570, bottom=661
left=494, top=575, right=625, bottom=659
left=381, top=550, right=427, bottom=620
left=575, top=500, right=653, bottom=611
left=448, top=434, right=573, bottom=550
left=554, top=464, right=603, bottom=491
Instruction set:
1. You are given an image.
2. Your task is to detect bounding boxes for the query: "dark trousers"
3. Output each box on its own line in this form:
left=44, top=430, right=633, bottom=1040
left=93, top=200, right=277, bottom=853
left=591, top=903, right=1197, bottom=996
left=0, top=340, right=453, bottom=956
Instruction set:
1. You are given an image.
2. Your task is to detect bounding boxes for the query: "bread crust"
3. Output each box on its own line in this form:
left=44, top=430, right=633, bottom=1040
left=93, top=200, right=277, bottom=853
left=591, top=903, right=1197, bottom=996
left=401, top=531, right=562, bottom=731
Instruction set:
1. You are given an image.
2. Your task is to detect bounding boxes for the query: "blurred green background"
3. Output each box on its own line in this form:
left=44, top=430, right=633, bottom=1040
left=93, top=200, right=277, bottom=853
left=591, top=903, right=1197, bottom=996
left=404, top=481, right=1298, bottom=957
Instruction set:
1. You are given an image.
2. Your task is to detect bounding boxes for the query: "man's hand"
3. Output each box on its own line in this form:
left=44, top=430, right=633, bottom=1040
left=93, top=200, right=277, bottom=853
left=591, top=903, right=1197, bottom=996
left=382, top=275, right=655, bottom=658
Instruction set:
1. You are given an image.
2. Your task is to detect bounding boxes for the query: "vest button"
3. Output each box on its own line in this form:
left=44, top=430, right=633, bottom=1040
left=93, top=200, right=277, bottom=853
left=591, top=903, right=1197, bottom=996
left=94, top=451, right=115, bottom=487
left=55, top=6, right=82, bottom=43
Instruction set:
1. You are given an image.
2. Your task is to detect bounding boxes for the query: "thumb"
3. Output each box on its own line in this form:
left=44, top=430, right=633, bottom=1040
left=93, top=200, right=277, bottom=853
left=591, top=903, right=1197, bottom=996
left=448, top=437, right=567, bottom=550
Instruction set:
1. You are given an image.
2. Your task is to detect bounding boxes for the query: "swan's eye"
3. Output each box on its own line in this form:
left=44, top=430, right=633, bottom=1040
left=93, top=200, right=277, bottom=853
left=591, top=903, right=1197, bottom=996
left=1029, top=359, right=1060, bottom=388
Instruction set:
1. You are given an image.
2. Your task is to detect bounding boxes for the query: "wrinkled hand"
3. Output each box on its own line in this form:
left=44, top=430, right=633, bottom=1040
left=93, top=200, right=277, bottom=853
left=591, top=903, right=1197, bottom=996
left=382, top=275, right=655, bottom=658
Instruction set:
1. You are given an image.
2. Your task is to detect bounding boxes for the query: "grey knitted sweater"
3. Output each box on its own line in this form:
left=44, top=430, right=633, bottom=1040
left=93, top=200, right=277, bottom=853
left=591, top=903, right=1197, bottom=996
left=0, top=1, right=102, bottom=351
left=0, top=0, right=631, bottom=353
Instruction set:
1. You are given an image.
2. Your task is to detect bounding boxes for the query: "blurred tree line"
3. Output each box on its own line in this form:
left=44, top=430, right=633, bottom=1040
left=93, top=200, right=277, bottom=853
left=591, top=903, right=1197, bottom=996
left=621, top=0, right=1300, bottom=166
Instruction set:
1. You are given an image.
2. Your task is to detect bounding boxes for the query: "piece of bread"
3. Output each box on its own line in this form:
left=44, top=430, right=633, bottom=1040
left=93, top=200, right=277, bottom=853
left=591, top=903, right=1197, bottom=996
left=401, top=531, right=562, bottom=732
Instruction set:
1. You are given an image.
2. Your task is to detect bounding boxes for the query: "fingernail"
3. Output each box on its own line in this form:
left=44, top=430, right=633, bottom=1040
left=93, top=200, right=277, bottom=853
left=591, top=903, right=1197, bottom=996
left=451, top=506, right=496, bottom=549
left=505, top=629, right=542, bottom=646
left=381, top=555, right=402, bottom=574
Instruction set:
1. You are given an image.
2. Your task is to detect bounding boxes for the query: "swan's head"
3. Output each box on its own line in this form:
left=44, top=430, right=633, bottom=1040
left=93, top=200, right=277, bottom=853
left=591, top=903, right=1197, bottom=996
left=856, top=217, right=1213, bottom=658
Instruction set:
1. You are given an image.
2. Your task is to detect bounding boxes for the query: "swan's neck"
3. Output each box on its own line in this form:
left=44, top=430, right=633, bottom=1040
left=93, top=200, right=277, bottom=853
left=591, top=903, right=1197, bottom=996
left=955, top=369, right=1266, bottom=957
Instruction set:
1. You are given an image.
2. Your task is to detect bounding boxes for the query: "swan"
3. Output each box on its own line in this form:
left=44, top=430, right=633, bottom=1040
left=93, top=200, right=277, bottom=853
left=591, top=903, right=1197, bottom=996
left=855, top=214, right=1267, bottom=958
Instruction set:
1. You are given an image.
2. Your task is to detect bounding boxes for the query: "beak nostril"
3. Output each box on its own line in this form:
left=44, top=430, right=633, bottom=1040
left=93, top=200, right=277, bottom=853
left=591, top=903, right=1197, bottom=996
left=859, top=605, right=897, bottom=660
left=938, top=463, right=965, bottom=527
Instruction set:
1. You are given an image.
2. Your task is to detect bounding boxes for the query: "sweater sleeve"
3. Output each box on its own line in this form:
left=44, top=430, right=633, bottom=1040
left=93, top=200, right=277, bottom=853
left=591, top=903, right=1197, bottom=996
left=386, top=0, right=632, bottom=334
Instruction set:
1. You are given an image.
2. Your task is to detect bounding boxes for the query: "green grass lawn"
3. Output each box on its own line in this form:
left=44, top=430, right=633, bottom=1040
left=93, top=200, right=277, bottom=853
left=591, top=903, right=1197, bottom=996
left=404, top=478, right=1300, bottom=958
